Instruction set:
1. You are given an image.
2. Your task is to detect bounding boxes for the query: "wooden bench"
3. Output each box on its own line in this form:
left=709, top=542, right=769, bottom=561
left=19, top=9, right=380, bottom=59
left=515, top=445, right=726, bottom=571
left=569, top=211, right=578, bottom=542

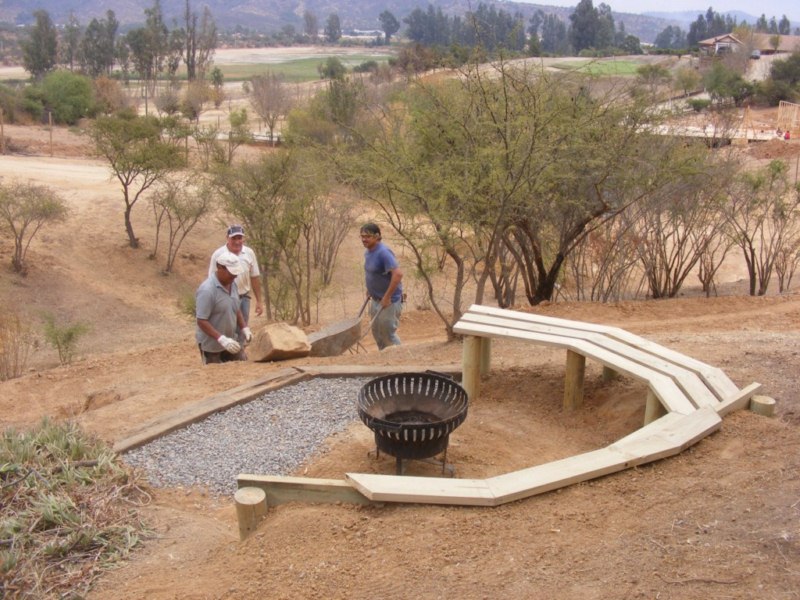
left=237, top=306, right=762, bottom=509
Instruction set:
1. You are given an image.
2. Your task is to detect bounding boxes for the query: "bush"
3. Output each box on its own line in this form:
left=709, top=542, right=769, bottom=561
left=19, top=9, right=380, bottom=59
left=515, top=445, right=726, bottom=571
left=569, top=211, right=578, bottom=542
left=0, top=419, right=147, bottom=598
left=42, top=314, right=89, bottom=365
left=687, top=98, right=711, bottom=112
left=39, top=70, right=94, bottom=125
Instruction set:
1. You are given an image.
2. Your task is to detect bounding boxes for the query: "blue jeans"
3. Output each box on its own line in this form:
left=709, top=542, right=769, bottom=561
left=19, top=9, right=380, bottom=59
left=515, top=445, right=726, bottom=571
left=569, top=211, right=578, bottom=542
left=370, top=299, right=402, bottom=350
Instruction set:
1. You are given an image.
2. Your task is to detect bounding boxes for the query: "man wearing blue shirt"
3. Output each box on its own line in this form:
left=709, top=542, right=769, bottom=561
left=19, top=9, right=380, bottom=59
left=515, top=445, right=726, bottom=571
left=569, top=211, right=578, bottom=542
left=361, top=223, right=403, bottom=350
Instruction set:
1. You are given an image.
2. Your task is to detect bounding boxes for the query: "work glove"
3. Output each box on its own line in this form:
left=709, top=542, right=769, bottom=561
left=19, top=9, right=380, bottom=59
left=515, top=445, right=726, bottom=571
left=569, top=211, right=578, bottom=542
left=242, top=327, right=253, bottom=344
left=217, top=335, right=241, bottom=354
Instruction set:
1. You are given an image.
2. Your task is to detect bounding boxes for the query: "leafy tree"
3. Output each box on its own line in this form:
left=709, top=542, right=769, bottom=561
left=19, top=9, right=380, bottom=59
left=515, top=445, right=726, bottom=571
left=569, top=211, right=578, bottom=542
left=42, top=314, right=89, bottom=365
left=704, top=61, right=753, bottom=106
left=181, top=0, right=217, bottom=82
left=0, top=181, right=68, bottom=275
left=379, top=10, right=401, bottom=44
left=89, top=114, right=185, bottom=248
left=39, top=70, right=94, bottom=125
left=570, top=0, right=599, bottom=53
left=324, top=14, right=342, bottom=44
left=540, top=13, right=568, bottom=54
left=674, top=65, right=702, bottom=97
left=778, top=15, right=791, bottom=35
left=636, top=63, right=672, bottom=101
left=80, top=11, right=118, bottom=78
left=318, top=56, right=346, bottom=80
left=60, top=13, right=82, bottom=71
left=304, top=10, right=319, bottom=42
left=21, top=10, right=58, bottom=80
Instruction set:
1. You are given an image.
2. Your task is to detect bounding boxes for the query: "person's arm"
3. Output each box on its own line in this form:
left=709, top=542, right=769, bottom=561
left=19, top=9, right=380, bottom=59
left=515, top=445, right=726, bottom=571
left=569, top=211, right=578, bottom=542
left=380, top=267, right=403, bottom=308
left=197, top=318, right=221, bottom=340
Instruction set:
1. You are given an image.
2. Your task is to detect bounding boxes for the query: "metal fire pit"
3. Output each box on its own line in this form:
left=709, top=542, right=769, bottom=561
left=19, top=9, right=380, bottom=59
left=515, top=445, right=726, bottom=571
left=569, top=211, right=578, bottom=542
left=357, top=372, right=468, bottom=475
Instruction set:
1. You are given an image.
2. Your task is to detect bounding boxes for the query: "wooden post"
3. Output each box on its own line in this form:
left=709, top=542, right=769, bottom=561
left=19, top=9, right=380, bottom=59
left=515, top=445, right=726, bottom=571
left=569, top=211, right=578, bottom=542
left=48, top=111, right=53, bottom=157
left=462, top=335, right=482, bottom=402
left=563, top=350, right=585, bottom=410
left=234, top=486, right=268, bottom=541
left=750, top=395, right=776, bottom=418
left=643, top=389, right=667, bottom=425
left=1, top=107, right=5, bottom=154
left=479, top=337, right=491, bottom=377
left=602, top=366, right=618, bottom=383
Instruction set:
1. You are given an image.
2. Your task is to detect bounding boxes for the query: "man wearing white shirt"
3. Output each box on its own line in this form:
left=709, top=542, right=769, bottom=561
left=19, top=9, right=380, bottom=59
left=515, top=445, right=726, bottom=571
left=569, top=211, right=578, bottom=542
left=208, top=224, right=264, bottom=325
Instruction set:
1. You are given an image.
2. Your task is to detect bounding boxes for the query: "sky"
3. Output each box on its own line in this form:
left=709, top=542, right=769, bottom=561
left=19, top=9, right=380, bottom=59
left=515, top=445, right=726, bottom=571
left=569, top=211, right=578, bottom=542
left=514, top=1, right=800, bottom=22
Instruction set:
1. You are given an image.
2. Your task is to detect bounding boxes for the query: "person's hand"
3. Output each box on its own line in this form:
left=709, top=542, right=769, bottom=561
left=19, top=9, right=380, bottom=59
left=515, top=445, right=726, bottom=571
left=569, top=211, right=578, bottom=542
left=254, top=303, right=264, bottom=317
left=242, top=327, right=253, bottom=344
left=380, top=296, right=391, bottom=308
left=217, top=335, right=241, bottom=354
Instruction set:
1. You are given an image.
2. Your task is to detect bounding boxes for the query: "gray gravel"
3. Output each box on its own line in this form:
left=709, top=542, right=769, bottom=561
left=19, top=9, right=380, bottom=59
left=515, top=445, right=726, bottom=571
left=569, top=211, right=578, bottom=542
left=123, top=377, right=368, bottom=496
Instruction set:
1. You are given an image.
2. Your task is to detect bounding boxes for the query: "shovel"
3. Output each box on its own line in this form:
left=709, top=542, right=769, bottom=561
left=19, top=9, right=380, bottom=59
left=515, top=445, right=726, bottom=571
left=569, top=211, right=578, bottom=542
left=307, top=297, right=372, bottom=357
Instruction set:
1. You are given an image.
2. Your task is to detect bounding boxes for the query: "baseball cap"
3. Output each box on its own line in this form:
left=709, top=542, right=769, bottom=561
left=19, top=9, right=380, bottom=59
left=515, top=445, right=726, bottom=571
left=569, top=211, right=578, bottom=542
left=227, top=224, right=245, bottom=237
left=216, top=251, right=244, bottom=276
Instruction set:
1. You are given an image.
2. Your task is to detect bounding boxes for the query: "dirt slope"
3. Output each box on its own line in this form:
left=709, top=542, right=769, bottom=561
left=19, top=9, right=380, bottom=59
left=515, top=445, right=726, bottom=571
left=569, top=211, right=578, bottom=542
left=1, top=124, right=799, bottom=600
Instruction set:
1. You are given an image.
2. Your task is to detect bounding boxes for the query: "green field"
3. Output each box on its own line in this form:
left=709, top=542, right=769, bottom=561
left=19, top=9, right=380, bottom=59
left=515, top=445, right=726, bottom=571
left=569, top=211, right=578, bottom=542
left=217, top=54, right=393, bottom=83
left=550, top=60, right=644, bottom=76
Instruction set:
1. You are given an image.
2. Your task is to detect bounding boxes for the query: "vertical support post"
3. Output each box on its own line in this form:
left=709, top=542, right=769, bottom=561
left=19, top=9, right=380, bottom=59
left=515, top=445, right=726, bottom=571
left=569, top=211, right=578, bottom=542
left=234, top=486, right=268, bottom=541
left=602, top=366, right=618, bottom=383
left=48, top=111, right=53, bottom=157
left=479, top=337, right=491, bottom=377
left=643, top=389, right=667, bottom=425
left=462, top=335, right=482, bottom=402
left=563, top=350, right=585, bottom=411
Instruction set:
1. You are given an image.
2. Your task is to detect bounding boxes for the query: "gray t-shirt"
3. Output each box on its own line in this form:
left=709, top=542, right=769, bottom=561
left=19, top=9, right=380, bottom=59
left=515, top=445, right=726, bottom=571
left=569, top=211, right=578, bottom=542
left=195, top=274, right=240, bottom=351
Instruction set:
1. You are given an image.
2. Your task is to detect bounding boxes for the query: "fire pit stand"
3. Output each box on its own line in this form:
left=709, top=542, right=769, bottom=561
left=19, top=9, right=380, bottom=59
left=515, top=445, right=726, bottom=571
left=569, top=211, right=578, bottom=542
left=357, top=372, right=469, bottom=476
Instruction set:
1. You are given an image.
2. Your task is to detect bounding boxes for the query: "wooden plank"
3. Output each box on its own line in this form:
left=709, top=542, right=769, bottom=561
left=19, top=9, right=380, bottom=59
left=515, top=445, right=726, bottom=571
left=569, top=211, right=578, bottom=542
left=643, top=389, right=667, bottom=425
left=487, top=448, right=634, bottom=504
left=237, top=474, right=374, bottom=506
left=612, top=412, right=686, bottom=446
left=298, top=364, right=462, bottom=378
left=457, top=312, right=719, bottom=409
left=715, top=382, right=763, bottom=417
left=612, top=407, right=722, bottom=456
left=461, top=304, right=739, bottom=400
left=114, top=369, right=309, bottom=453
left=346, top=473, right=496, bottom=506
left=451, top=321, right=696, bottom=414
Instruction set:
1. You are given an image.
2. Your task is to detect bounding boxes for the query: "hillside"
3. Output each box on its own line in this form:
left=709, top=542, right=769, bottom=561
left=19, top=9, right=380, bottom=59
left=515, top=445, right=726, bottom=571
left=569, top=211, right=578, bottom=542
left=0, top=0, right=682, bottom=42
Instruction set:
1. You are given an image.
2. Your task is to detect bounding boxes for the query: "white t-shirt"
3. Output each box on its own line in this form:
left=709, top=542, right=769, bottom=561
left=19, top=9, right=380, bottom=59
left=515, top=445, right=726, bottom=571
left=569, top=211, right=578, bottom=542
left=208, top=245, right=261, bottom=296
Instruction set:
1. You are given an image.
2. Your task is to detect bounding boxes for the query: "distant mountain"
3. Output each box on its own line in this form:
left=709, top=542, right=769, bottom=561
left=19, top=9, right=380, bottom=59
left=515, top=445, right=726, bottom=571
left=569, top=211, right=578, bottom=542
left=0, top=0, right=682, bottom=43
left=645, top=9, right=796, bottom=29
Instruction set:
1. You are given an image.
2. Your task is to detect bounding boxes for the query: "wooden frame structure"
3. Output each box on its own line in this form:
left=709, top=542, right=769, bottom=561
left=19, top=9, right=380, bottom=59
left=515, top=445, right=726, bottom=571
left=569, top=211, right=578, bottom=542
left=236, top=305, right=762, bottom=508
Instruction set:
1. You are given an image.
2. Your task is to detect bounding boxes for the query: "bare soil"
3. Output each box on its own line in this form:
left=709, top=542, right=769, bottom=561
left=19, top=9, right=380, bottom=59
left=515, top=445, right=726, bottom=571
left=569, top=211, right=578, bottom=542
left=1, top=120, right=799, bottom=600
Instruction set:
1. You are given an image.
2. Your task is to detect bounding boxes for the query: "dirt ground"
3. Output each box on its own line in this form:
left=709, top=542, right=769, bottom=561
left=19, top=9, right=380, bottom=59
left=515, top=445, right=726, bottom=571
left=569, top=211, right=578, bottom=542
left=1, top=116, right=800, bottom=599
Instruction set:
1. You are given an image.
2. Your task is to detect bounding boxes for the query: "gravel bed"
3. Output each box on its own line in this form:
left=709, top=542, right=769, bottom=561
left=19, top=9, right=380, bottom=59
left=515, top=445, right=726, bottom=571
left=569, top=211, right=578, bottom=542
left=123, top=377, right=368, bottom=496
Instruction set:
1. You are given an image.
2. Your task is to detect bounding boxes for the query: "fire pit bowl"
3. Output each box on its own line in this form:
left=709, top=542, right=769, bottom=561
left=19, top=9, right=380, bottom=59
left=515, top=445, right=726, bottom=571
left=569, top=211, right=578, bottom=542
left=357, top=372, right=468, bottom=470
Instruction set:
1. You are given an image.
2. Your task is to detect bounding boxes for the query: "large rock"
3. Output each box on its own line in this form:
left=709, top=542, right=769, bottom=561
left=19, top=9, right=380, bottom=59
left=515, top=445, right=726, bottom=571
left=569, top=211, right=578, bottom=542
left=249, top=323, right=311, bottom=362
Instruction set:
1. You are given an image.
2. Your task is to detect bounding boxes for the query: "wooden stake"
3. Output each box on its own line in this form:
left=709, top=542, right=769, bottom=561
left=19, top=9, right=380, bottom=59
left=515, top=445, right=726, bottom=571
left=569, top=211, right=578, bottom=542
left=234, top=486, right=268, bottom=541
left=462, top=335, right=482, bottom=402
left=643, top=388, right=667, bottom=425
left=563, top=350, right=585, bottom=410
left=749, top=395, right=776, bottom=418
left=602, top=366, right=618, bottom=383
left=479, top=337, right=491, bottom=377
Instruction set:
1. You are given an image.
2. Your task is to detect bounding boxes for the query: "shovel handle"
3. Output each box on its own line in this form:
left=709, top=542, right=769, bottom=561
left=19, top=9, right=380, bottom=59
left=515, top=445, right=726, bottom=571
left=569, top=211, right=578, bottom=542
left=357, top=296, right=370, bottom=318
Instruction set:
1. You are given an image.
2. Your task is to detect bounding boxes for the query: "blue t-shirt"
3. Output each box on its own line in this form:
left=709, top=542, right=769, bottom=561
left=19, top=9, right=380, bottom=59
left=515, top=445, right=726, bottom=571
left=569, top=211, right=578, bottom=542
left=364, top=242, right=402, bottom=303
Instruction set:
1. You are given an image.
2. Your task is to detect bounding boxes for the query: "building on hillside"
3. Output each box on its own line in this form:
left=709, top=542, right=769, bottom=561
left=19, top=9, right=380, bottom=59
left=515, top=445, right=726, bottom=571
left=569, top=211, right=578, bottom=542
left=698, top=33, right=800, bottom=56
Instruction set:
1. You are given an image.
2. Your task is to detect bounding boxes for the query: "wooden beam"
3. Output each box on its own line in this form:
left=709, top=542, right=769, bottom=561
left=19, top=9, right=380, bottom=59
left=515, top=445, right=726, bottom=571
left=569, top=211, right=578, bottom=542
left=643, top=388, right=667, bottom=425
left=715, top=382, right=763, bottom=417
left=479, top=337, right=492, bottom=377
left=602, top=366, right=619, bottom=383
left=564, top=349, right=585, bottom=410
left=346, top=473, right=495, bottom=506
left=237, top=474, right=374, bottom=506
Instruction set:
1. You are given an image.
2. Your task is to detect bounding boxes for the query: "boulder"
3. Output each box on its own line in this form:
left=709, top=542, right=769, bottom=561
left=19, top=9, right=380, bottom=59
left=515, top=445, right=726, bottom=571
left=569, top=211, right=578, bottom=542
left=248, top=322, right=311, bottom=362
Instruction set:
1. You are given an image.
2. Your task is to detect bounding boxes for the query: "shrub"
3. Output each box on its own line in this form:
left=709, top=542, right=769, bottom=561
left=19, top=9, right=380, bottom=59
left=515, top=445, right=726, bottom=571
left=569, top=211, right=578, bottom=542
left=41, top=314, right=89, bottom=365
left=39, top=70, right=94, bottom=125
left=687, top=98, right=711, bottom=112
left=0, top=419, right=147, bottom=598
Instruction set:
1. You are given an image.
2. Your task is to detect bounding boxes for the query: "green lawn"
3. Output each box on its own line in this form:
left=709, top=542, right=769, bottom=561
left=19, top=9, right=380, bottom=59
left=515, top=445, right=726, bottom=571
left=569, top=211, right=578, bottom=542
left=218, top=54, right=392, bottom=83
left=550, top=59, right=644, bottom=76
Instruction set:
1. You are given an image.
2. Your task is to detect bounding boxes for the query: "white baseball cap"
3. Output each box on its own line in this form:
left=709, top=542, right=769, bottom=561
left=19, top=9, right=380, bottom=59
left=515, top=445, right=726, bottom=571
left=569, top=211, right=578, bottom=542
left=216, top=251, right=243, bottom=276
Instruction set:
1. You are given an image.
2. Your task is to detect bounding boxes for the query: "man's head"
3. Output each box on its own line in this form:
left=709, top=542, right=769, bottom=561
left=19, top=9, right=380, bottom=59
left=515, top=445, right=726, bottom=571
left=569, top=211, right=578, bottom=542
left=215, top=250, right=243, bottom=285
left=360, top=223, right=381, bottom=250
left=226, top=224, right=245, bottom=254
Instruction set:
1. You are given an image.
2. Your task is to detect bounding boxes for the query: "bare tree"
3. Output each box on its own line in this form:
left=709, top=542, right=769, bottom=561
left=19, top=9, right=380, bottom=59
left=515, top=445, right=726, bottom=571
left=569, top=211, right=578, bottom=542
left=249, top=72, right=291, bottom=145
left=723, top=160, right=800, bottom=296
